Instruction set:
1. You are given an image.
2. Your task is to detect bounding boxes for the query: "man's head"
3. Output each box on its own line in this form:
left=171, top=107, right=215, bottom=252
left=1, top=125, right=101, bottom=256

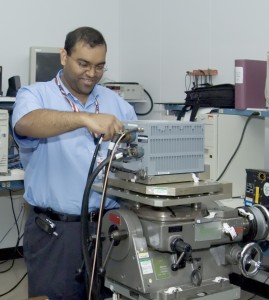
left=64, top=27, right=107, bottom=55
left=60, top=27, right=107, bottom=103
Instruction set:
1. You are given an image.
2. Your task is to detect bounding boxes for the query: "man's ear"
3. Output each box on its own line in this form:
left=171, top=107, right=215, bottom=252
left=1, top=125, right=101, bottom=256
left=60, top=48, right=67, bottom=66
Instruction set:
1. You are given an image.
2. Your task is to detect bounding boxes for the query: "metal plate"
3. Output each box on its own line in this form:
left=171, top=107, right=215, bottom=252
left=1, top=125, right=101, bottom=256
left=93, top=182, right=232, bottom=207
left=107, top=178, right=222, bottom=196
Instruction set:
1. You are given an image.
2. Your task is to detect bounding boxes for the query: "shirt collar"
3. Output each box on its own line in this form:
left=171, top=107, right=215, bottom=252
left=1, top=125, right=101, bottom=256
left=56, top=70, right=98, bottom=108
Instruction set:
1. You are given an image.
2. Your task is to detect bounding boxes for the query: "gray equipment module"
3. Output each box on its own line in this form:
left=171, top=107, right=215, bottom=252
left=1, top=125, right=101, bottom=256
left=115, top=120, right=204, bottom=177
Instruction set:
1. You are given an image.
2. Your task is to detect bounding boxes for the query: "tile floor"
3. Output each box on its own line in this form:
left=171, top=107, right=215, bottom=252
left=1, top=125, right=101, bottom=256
left=0, top=258, right=268, bottom=300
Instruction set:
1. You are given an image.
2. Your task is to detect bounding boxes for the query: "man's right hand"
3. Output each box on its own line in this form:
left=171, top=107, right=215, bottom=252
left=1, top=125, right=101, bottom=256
left=83, top=113, right=123, bottom=141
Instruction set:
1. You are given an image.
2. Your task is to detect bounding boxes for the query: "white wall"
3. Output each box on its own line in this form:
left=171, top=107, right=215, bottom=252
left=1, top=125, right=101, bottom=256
left=119, top=0, right=269, bottom=103
left=1, top=0, right=269, bottom=104
left=0, top=0, right=120, bottom=94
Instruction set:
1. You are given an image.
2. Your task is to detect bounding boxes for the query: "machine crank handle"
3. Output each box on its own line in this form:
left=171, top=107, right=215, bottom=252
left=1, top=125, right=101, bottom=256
left=170, top=238, right=192, bottom=271
left=101, top=229, right=129, bottom=273
left=171, top=251, right=186, bottom=271
left=102, top=239, right=115, bottom=272
left=77, top=233, right=106, bottom=280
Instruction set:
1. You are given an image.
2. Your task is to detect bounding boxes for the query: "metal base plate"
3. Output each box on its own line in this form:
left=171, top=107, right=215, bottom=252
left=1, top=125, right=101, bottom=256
left=107, top=178, right=222, bottom=197
left=93, top=180, right=232, bottom=207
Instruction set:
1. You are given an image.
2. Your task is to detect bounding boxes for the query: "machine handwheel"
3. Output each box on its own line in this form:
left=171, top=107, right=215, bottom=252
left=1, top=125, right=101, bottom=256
left=253, top=204, right=269, bottom=223
left=239, top=242, right=263, bottom=278
left=253, top=204, right=269, bottom=237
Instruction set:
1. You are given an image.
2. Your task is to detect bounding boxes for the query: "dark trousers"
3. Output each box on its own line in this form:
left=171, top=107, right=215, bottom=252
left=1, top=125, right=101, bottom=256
left=23, top=210, right=110, bottom=300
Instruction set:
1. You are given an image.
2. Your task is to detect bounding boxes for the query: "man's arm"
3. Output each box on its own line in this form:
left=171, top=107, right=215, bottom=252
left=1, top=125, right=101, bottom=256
left=14, top=109, right=123, bottom=141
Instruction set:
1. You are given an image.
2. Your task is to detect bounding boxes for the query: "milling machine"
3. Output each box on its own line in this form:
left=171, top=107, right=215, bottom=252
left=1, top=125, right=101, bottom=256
left=92, top=120, right=269, bottom=300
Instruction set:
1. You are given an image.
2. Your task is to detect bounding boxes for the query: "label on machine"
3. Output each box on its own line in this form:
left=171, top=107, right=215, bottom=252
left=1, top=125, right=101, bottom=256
left=245, top=169, right=269, bottom=207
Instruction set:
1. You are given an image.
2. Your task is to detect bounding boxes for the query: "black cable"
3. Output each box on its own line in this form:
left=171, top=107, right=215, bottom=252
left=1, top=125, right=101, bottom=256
left=0, top=191, right=24, bottom=270
left=0, top=272, right=27, bottom=297
left=88, top=157, right=115, bottom=300
left=87, top=135, right=104, bottom=181
left=80, top=156, right=113, bottom=284
left=88, top=132, right=133, bottom=300
left=216, top=112, right=260, bottom=181
left=103, top=81, right=154, bottom=116
left=81, top=129, right=139, bottom=299
left=0, top=238, right=19, bottom=273
left=9, top=190, right=20, bottom=238
left=82, top=143, right=119, bottom=246
left=82, top=133, right=128, bottom=299
left=0, top=227, right=24, bottom=271
left=79, top=132, right=104, bottom=281
left=0, top=204, right=23, bottom=247
left=136, top=88, right=154, bottom=116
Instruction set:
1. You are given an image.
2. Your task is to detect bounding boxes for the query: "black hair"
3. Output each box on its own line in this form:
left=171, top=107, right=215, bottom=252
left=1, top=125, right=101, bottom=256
left=64, top=27, right=107, bottom=55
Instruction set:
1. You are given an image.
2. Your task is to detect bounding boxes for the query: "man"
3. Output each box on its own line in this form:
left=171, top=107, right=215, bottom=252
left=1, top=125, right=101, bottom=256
left=12, top=26, right=137, bottom=299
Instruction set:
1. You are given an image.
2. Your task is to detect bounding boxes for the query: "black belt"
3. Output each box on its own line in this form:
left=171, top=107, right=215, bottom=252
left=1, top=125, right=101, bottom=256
left=33, top=206, right=107, bottom=222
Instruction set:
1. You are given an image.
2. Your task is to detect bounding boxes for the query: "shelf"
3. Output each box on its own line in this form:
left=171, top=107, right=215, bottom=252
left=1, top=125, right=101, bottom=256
left=218, top=108, right=269, bottom=117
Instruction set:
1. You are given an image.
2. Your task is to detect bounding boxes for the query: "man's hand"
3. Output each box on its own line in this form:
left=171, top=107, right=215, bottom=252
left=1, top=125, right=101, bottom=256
left=83, top=113, right=123, bottom=141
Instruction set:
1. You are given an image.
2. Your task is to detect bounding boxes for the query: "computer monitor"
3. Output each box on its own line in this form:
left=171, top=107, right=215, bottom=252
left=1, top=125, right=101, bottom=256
left=29, top=46, right=62, bottom=84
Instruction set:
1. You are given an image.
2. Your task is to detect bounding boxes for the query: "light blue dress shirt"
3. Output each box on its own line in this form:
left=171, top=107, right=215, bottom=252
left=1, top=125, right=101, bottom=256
left=12, top=72, right=137, bottom=214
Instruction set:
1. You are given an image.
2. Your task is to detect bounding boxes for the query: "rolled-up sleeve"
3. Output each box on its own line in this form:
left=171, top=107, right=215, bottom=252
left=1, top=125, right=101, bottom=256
left=12, top=87, right=42, bottom=148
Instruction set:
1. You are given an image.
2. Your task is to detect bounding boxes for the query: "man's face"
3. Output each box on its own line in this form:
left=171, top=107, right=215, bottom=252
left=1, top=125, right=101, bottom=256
left=60, top=41, right=107, bottom=99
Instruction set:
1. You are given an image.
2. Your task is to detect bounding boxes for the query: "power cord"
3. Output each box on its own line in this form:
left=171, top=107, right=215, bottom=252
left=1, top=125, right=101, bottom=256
left=103, top=81, right=154, bottom=116
left=0, top=190, right=27, bottom=298
left=135, top=88, right=154, bottom=116
left=0, top=271, right=27, bottom=297
left=216, top=112, right=260, bottom=182
left=0, top=190, right=24, bottom=269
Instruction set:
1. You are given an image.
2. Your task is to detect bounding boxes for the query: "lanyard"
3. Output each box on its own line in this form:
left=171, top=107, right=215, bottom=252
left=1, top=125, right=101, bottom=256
left=55, top=77, right=99, bottom=113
